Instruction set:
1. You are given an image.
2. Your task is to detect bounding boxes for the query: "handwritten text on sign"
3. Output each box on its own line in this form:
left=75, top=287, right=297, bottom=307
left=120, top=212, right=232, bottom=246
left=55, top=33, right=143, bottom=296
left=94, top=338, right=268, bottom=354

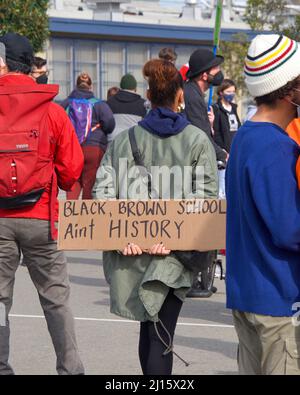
left=58, top=200, right=226, bottom=251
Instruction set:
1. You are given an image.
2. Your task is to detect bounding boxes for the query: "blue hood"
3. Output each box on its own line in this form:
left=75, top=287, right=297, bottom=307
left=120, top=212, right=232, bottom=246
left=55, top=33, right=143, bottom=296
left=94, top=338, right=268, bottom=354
left=139, top=107, right=190, bottom=138
left=68, top=88, right=94, bottom=100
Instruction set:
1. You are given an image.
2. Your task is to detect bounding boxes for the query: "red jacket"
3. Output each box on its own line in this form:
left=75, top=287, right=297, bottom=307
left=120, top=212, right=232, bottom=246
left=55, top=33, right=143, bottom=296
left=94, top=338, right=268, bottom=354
left=0, top=74, right=84, bottom=221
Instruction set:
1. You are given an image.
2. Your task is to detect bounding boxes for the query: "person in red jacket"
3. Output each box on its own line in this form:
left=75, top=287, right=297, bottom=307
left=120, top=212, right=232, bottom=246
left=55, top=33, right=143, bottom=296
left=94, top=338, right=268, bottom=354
left=0, top=33, right=84, bottom=375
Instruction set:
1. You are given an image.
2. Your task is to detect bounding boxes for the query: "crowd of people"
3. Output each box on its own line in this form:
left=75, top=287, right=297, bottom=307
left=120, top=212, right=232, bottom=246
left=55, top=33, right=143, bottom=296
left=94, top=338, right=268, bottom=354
left=0, top=30, right=300, bottom=376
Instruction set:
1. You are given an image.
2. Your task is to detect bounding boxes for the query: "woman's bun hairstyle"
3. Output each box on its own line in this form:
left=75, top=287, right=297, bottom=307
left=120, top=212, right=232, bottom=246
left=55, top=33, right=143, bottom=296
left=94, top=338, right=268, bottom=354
left=76, top=72, right=92, bottom=90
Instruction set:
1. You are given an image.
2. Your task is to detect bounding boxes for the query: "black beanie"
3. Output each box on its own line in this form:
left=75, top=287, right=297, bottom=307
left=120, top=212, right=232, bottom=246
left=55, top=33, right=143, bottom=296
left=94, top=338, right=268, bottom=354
left=0, top=33, right=34, bottom=67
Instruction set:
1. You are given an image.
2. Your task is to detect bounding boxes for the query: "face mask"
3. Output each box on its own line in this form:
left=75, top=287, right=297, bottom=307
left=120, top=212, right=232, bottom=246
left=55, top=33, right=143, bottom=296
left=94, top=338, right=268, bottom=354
left=291, top=89, right=300, bottom=118
left=289, top=100, right=300, bottom=118
left=290, top=88, right=300, bottom=118
left=36, top=74, right=48, bottom=84
left=223, top=93, right=235, bottom=103
left=207, top=71, right=224, bottom=87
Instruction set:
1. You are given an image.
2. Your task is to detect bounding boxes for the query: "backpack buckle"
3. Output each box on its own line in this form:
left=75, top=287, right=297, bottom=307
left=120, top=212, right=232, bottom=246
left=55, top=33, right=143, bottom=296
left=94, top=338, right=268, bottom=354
left=31, top=130, right=39, bottom=138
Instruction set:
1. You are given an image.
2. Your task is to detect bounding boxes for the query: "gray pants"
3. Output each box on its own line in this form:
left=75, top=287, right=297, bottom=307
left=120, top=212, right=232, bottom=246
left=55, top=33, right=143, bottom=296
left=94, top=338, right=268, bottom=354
left=0, top=218, right=84, bottom=375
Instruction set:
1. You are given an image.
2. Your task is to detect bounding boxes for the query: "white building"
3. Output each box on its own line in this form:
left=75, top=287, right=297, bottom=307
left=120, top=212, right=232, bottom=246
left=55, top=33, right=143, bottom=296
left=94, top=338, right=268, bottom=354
left=46, top=1, right=256, bottom=100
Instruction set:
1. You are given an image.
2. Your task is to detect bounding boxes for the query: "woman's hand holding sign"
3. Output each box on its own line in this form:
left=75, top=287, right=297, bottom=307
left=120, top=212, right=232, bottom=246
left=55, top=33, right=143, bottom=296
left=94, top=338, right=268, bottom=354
left=122, top=243, right=171, bottom=256
left=123, top=243, right=143, bottom=256
left=147, top=243, right=171, bottom=256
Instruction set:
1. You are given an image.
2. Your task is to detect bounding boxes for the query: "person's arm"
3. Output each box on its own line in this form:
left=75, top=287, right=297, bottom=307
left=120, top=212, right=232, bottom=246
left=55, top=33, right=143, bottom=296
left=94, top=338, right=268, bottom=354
left=96, top=102, right=115, bottom=135
left=252, top=148, right=300, bottom=251
left=236, top=108, right=242, bottom=129
left=212, top=104, right=224, bottom=148
left=191, top=134, right=218, bottom=199
left=185, top=95, right=210, bottom=133
left=50, top=105, right=84, bottom=191
left=185, top=98, right=227, bottom=163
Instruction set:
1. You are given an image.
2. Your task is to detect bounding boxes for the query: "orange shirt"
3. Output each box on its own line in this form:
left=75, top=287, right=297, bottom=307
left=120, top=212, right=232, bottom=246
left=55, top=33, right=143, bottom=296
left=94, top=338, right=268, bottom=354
left=287, top=118, right=300, bottom=189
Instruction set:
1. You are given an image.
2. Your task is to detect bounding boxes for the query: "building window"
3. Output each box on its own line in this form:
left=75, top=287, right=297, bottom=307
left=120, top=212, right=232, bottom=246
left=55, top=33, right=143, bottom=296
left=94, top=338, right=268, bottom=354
left=175, top=44, right=199, bottom=68
left=101, top=42, right=125, bottom=100
left=127, top=43, right=149, bottom=96
left=74, top=40, right=99, bottom=98
left=48, top=38, right=208, bottom=103
left=48, top=38, right=73, bottom=101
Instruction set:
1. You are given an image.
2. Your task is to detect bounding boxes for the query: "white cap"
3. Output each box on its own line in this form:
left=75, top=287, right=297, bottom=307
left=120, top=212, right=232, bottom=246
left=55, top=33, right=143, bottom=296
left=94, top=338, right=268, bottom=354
left=244, top=34, right=300, bottom=97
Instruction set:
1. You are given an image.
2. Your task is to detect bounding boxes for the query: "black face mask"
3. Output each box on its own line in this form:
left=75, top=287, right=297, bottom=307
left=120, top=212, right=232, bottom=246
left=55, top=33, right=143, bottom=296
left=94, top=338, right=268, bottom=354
left=207, top=71, right=224, bottom=87
left=36, top=74, right=48, bottom=84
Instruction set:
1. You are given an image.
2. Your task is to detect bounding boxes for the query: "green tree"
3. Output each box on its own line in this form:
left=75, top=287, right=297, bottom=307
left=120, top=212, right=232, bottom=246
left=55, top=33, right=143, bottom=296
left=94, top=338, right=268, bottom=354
left=0, top=0, right=49, bottom=52
left=283, top=15, right=300, bottom=41
left=245, top=0, right=300, bottom=40
left=219, top=0, right=300, bottom=96
left=219, top=32, right=249, bottom=95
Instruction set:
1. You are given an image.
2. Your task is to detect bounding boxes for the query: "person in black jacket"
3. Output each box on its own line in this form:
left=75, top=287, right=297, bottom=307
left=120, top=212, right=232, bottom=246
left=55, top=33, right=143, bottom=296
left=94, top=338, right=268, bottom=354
left=213, top=79, right=241, bottom=198
left=61, top=72, right=115, bottom=199
left=213, top=79, right=241, bottom=153
left=184, top=48, right=226, bottom=299
left=107, top=74, right=147, bottom=143
left=184, top=48, right=227, bottom=164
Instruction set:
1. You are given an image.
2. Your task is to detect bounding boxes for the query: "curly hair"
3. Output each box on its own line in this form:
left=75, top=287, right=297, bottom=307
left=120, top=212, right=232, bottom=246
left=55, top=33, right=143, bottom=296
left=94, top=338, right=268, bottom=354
left=255, top=76, right=300, bottom=106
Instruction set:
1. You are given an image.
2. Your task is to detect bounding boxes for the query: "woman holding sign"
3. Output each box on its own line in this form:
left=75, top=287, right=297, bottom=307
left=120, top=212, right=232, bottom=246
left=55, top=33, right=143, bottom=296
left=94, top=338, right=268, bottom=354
left=93, top=59, right=218, bottom=375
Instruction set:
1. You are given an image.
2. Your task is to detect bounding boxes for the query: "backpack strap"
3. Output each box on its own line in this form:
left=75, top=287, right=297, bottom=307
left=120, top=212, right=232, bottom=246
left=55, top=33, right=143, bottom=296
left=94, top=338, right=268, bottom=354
left=129, top=126, right=145, bottom=168
left=89, top=97, right=101, bottom=105
left=66, top=97, right=100, bottom=112
left=50, top=171, right=58, bottom=240
left=89, top=97, right=102, bottom=132
left=128, top=126, right=152, bottom=197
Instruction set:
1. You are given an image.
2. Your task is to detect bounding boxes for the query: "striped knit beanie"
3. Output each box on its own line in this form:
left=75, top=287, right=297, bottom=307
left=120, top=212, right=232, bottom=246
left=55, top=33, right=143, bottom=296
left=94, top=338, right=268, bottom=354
left=244, top=34, right=300, bottom=98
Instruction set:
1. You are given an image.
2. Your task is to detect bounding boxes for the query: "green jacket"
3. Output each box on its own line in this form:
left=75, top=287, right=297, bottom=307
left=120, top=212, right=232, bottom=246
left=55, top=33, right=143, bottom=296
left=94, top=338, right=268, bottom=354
left=93, top=124, right=218, bottom=322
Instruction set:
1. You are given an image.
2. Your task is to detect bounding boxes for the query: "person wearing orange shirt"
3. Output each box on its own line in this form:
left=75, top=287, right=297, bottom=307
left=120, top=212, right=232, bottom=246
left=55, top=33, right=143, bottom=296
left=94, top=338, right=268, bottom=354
left=287, top=118, right=300, bottom=188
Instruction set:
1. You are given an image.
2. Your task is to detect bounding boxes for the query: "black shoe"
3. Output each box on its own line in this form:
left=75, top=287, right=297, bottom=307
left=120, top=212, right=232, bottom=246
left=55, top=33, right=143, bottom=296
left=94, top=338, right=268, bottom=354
left=211, top=286, right=218, bottom=294
left=186, top=288, right=213, bottom=298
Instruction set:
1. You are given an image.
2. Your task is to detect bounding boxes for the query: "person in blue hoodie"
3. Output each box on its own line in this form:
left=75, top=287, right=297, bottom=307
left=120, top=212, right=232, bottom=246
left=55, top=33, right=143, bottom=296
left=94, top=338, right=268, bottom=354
left=61, top=72, right=115, bottom=199
left=226, top=34, right=300, bottom=375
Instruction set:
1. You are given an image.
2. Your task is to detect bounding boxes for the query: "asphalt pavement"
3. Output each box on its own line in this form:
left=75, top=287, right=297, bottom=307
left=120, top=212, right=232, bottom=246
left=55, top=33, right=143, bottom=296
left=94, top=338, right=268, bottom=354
left=8, top=250, right=238, bottom=375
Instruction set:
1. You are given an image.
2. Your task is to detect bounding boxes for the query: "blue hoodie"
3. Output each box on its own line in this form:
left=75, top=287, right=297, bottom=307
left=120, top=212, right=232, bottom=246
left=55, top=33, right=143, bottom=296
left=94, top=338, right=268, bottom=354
left=139, top=107, right=190, bottom=137
left=226, top=121, right=300, bottom=317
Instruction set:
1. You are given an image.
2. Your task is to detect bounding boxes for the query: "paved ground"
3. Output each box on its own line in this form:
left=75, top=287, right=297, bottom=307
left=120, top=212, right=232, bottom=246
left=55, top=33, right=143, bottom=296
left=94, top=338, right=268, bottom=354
left=8, top=251, right=238, bottom=375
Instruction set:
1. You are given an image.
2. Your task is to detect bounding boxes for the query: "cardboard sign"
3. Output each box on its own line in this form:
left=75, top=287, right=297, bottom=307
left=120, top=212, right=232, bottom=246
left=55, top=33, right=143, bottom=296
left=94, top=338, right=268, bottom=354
left=58, top=199, right=226, bottom=251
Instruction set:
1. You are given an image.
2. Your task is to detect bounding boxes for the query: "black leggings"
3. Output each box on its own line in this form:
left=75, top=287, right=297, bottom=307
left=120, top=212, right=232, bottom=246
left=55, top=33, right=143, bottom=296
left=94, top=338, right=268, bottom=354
left=139, top=289, right=183, bottom=375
